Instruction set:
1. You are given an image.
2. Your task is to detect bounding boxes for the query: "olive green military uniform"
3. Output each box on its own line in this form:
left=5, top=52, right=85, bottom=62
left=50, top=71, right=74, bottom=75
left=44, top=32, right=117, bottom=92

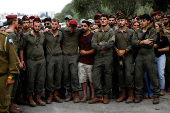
left=6, top=31, right=19, bottom=101
left=0, top=31, right=18, bottom=113
left=164, top=27, right=170, bottom=80
left=114, top=28, right=134, bottom=89
left=91, top=27, right=115, bottom=98
left=60, top=27, right=82, bottom=92
left=44, top=30, right=63, bottom=91
left=19, top=30, right=46, bottom=94
left=132, top=27, right=160, bottom=97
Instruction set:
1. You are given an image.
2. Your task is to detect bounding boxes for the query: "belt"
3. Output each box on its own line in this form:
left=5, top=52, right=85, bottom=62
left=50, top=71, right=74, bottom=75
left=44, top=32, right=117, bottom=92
left=0, top=73, right=7, bottom=77
left=63, top=52, right=78, bottom=56
left=28, top=56, right=44, bottom=61
left=138, top=51, right=152, bottom=55
left=96, top=53, right=112, bottom=57
left=48, top=53, right=62, bottom=56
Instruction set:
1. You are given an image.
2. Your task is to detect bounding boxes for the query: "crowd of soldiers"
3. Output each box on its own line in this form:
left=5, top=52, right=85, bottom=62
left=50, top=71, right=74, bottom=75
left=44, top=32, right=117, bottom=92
left=0, top=10, right=170, bottom=113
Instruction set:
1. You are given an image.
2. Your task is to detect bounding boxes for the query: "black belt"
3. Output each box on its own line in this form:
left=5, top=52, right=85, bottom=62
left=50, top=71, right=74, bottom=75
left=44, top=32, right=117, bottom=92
left=63, top=52, right=78, bottom=56
left=28, top=56, right=44, bottom=61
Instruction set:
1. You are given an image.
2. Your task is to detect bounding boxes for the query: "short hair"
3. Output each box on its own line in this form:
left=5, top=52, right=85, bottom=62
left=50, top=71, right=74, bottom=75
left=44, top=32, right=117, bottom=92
left=18, top=18, right=23, bottom=25
left=51, top=18, right=59, bottom=24
left=7, top=18, right=17, bottom=25
left=118, top=15, right=127, bottom=20
left=133, top=21, right=140, bottom=26
left=81, top=20, right=90, bottom=26
left=140, top=14, right=151, bottom=21
left=101, top=13, right=109, bottom=19
left=44, top=17, right=51, bottom=23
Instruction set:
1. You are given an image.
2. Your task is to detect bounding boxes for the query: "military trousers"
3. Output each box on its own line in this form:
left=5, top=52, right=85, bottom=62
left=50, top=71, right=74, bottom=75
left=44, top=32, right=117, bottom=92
left=165, top=55, right=170, bottom=80
left=27, top=59, right=46, bottom=94
left=92, top=55, right=113, bottom=98
left=11, top=77, right=18, bottom=100
left=135, top=52, right=160, bottom=97
left=0, top=75, right=12, bottom=113
left=116, top=53, right=134, bottom=89
left=46, top=55, right=63, bottom=91
left=63, top=55, right=79, bottom=92
left=17, top=69, right=27, bottom=94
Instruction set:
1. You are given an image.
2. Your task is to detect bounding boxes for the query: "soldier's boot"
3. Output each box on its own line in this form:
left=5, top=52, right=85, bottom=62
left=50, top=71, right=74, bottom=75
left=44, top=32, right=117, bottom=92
left=65, top=90, right=73, bottom=102
left=74, top=92, right=80, bottom=103
left=126, top=89, right=134, bottom=103
left=167, top=80, right=170, bottom=92
left=9, top=101, right=20, bottom=113
left=28, top=93, right=36, bottom=107
left=46, top=91, right=53, bottom=104
left=16, top=93, right=28, bottom=105
left=36, top=93, right=46, bottom=106
left=116, top=89, right=126, bottom=102
left=88, top=98, right=103, bottom=104
left=53, top=90, right=63, bottom=103
left=103, top=97, right=109, bottom=104
left=153, top=97, right=159, bottom=104
left=134, top=96, right=142, bottom=103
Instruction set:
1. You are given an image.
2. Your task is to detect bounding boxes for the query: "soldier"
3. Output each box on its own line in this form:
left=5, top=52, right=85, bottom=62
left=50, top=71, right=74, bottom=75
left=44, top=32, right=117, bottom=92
left=65, top=15, right=72, bottom=27
left=44, top=17, right=51, bottom=29
left=114, top=15, right=134, bottom=103
left=60, top=19, right=82, bottom=103
left=16, top=15, right=30, bottom=105
left=19, top=17, right=46, bottom=107
left=132, top=14, right=160, bottom=104
left=109, top=15, right=116, bottom=30
left=155, top=11, right=162, bottom=22
left=88, top=13, right=115, bottom=104
left=0, top=26, right=6, bottom=32
left=0, top=31, right=19, bottom=113
left=44, top=18, right=63, bottom=104
left=6, top=15, right=23, bottom=113
left=94, top=14, right=101, bottom=29
left=162, top=14, right=170, bottom=92
left=28, top=16, right=35, bottom=30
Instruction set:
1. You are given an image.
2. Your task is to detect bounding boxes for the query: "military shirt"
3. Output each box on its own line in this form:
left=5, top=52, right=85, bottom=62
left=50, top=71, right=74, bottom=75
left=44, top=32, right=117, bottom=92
left=6, top=31, right=18, bottom=54
left=91, top=27, right=115, bottom=55
left=132, top=27, right=157, bottom=54
left=115, top=28, right=134, bottom=50
left=0, top=31, right=18, bottom=76
left=44, top=30, right=63, bottom=54
left=60, top=27, right=82, bottom=54
left=19, top=30, right=45, bottom=58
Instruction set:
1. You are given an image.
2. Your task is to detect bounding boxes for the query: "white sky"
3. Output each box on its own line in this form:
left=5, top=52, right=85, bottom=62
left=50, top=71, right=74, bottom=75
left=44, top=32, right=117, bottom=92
left=0, top=0, right=72, bottom=14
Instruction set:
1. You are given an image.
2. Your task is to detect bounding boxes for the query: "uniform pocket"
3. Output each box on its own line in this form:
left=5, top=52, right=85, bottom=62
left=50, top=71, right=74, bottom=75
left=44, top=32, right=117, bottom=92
left=2, top=94, right=11, bottom=107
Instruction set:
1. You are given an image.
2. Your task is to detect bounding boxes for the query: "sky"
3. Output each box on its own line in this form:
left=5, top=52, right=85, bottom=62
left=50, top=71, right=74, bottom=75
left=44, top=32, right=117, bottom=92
left=0, top=0, right=72, bottom=14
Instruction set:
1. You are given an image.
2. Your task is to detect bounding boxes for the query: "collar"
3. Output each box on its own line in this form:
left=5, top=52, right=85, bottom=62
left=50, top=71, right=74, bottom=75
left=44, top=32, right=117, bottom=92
left=98, top=27, right=110, bottom=32
left=48, top=30, right=60, bottom=36
left=117, top=27, right=129, bottom=33
left=28, top=30, right=40, bottom=37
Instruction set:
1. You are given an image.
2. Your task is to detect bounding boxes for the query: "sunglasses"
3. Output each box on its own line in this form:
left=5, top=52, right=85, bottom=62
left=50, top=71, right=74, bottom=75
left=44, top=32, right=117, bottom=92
left=44, top=23, right=50, bottom=26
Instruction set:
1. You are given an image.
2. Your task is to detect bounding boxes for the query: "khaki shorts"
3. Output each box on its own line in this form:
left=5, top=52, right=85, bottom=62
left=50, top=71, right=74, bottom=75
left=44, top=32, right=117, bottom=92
left=78, top=62, right=93, bottom=83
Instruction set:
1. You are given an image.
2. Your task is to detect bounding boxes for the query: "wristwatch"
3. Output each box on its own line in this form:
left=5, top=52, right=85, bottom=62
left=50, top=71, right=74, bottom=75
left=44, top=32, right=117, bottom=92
left=8, top=76, right=15, bottom=80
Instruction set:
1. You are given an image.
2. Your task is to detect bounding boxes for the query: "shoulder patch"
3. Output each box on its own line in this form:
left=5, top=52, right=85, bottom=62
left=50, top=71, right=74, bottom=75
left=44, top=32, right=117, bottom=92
left=9, top=39, right=13, bottom=44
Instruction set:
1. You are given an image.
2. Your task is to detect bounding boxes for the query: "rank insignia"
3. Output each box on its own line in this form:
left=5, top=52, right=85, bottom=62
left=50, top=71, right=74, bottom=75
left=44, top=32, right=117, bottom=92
left=9, top=39, right=13, bottom=44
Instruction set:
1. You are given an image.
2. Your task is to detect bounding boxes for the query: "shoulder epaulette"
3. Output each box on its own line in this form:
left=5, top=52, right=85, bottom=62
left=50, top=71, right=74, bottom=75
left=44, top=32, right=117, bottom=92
left=0, top=31, right=9, bottom=36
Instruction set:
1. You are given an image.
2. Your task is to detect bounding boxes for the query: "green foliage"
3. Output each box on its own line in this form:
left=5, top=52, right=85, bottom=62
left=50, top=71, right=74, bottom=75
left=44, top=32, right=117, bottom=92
left=152, top=0, right=170, bottom=12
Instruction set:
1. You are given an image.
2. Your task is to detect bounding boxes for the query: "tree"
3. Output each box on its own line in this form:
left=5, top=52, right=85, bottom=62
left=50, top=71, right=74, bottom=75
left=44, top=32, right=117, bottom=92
left=152, top=0, right=170, bottom=12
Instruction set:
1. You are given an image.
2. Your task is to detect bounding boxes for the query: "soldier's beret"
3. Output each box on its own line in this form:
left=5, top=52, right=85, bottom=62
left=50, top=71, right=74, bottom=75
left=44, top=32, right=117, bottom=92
left=29, top=16, right=35, bottom=19
left=6, top=15, right=17, bottom=19
left=69, top=19, right=78, bottom=26
left=94, top=14, right=101, bottom=20
left=44, top=18, right=51, bottom=22
left=22, top=15, right=29, bottom=21
left=156, top=10, right=161, bottom=14
left=151, top=12, right=157, bottom=16
left=109, top=15, right=116, bottom=18
left=33, top=17, right=41, bottom=22
left=162, top=14, right=169, bottom=18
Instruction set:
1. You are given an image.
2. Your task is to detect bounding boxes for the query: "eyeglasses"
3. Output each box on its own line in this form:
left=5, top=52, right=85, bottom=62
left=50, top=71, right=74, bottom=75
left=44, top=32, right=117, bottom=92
left=44, top=23, right=50, bottom=26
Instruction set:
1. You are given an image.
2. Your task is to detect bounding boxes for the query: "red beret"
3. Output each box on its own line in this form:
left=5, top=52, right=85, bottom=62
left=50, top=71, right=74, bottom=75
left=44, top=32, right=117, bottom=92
left=29, top=16, right=35, bottom=19
left=69, top=19, right=78, bottom=26
left=157, top=10, right=161, bottom=14
left=33, top=17, right=41, bottom=22
left=95, top=14, right=101, bottom=17
left=109, top=15, right=115, bottom=18
left=22, top=15, right=29, bottom=20
left=162, top=14, right=169, bottom=18
left=6, top=15, right=17, bottom=19
left=151, top=12, right=157, bottom=16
